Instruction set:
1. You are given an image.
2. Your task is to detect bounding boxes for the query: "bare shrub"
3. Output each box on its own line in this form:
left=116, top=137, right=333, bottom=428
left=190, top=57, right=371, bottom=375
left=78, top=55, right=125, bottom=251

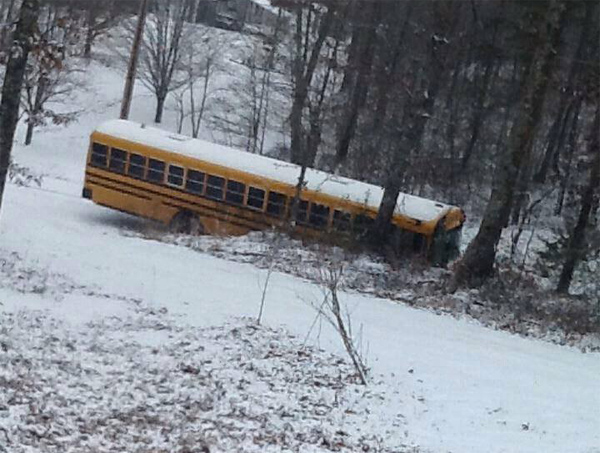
left=310, top=263, right=369, bottom=385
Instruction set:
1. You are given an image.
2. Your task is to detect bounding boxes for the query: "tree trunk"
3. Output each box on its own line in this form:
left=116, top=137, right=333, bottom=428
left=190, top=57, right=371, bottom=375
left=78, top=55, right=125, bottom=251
left=289, top=5, right=334, bottom=166
left=555, top=98, right=582, bottom=215
left=557, top=107, right=600, bottom=294
left=83, top=4, right=97, bottom=58
left=534, top=1, right=595, bottom=184
left=192, top=67, right=210, bottom=138
left=154, top=93, right=166, bottom=124
left=333, top=1, right=379, bottom=167
left=0, top=0, right=40, bottom=216
left=452, top=1, right=566, bottom=288
left=23, top=74, right=47, bottom=147
left=24, top=121, right=34, bottom=146
left=461, top=49, right=498, bottom=170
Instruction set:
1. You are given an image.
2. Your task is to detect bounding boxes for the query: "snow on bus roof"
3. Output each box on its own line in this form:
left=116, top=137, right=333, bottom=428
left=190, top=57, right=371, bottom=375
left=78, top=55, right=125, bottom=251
left=94, top=120, right=454, bottom=222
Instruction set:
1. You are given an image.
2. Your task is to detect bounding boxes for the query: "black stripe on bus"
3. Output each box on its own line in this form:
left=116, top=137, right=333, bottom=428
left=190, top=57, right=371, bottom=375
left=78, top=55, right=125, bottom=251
left=87, top=178, right=270, bottom=232
left=86, top=166, right=300, bottom=222
left=86, top=168, right=277, bottom=220
left=86, top=178, right=152, bottom=201
left=86, top=172, right=276, bottom=230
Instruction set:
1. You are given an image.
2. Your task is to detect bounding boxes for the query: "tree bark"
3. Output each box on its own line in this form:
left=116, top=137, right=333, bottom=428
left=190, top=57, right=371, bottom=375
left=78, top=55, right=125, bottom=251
left=333, top=1, right=379, bottom=167
left=24, top=122, right=34, bottom=146
left=154, top=92, right=166, bottom=124
left=534, top=1, right=595, bottom=184
left=289, top=4, right=335, bottom=166
left=557, top=107, right=600, bottom=294
left=554, top=98, right=582, bottom=215
left=452, top=0, right=566, bottom=288
left=0, top=0, right=40, bottom=216
left=83, top=3, right=97, bottom=58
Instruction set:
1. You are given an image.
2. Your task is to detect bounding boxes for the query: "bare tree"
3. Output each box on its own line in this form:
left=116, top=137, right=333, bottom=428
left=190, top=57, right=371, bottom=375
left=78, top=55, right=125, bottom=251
left=310, top=263, right=368, bottom=385
left=452, top=1, right=567, bottom=288
left=183, top=29, right=224, bottom=138
left=288, top=1, right=335, bottom=166
left=21, top=2, right=81, bottom=145
left=556, top=106, right=600, bottom=294
left=138, top=0, right=190, bottom=123
left=82, top=0, right=118, bottom=58
left=0, top=0, right=40, bottom=216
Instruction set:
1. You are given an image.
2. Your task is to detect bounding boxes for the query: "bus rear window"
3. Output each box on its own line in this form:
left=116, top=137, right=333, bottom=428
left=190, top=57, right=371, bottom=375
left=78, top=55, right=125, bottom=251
left=309, top=203, right=330, bottom=229
left=147, top=159, right=165, bottom=183
left=226, top=180, right=245, bottom=205
left=247, top=187, right=265, bottom=210
left=167, top=165, right=184, bottom=187
left=206, top=175, right=225, bottom=200
left=186, top=169, right=204, bottom=194
left=128, top=153, right=146, bottom=178
left=90, top=143, right=108, bottom=167
left=109, top=148, right=127, bottom=174
left=266, top=191, right=286, bottom=217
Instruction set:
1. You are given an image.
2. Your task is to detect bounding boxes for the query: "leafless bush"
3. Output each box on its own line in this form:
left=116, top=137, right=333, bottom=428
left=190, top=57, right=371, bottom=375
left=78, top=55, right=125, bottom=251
left=8, top=162, right=43, bottom=187
left=310, top=264, right=369, bottom=385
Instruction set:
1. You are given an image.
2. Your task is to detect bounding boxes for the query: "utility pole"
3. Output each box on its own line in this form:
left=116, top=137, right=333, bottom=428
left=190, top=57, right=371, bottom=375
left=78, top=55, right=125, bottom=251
left=120, top=0, right=149, bottom=120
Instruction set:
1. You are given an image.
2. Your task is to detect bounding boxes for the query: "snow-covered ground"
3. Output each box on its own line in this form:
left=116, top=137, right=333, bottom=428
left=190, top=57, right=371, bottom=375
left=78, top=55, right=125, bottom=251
left=1, top=50, right=599, bottom=452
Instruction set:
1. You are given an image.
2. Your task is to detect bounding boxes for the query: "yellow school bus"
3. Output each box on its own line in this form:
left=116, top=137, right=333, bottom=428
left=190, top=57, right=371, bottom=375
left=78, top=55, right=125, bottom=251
left=82, top=120, right=465, bottom=263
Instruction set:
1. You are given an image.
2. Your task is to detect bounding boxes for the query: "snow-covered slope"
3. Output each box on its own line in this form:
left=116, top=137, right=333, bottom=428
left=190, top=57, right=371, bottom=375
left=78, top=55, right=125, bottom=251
left=0, top=54, right=598, bottom=453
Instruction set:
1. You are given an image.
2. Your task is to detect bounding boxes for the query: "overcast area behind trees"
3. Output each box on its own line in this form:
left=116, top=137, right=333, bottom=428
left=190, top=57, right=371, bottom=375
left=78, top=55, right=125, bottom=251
left=0, top=0, right=598, bottom=303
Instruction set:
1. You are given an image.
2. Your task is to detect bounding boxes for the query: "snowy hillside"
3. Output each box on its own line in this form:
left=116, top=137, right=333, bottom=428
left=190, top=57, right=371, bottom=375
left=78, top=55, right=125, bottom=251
left=0, top=35, right=599, bottom=453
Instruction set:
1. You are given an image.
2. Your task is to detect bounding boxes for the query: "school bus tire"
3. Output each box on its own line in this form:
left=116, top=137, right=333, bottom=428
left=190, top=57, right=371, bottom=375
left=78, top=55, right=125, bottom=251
left=170, top=211, right=205, bottom=235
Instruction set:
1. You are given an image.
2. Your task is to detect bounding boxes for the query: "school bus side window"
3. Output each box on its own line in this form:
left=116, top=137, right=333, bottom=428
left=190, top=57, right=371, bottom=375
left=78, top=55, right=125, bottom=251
left=206, top=175, right=225, bottom=200
left=90, top=143, right=108, bottom=167
left=128, top=154, right=146, bottom=178
left=186, top=169, right=205, bottom=194
left=309, top=203, right=330, bottom=229
left=296, top=200, right=309, bottom=224
left=266, top=191, right=286, bottom=217
left=354, top=214, right=375, bottom=235
left=247, top=187, right=265, bottom=210
left=109, top=148, right=127, bottom=174
left=226, top=180, right=245, bottom=205
left=167, top=164, right=184, bottom=187
left=147, top=159, right=165, bottom=183
left=333, top=209, right=351, bottom=232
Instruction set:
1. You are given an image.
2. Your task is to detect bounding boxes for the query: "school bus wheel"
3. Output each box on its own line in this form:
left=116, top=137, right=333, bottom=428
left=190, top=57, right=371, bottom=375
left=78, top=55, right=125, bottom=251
left=170, top=211, right=204, bottom=235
